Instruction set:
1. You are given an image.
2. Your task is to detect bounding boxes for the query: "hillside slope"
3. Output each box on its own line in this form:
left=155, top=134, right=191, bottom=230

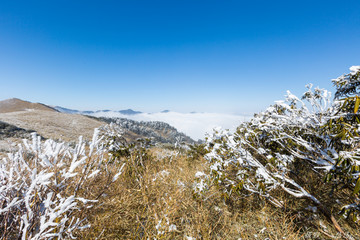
left=0, top=120, right=36, bottom=140
left=0, top=98, right=57, bottom=113
left=0, top=110, right=103, bottom=142
left=0, top=120, right=40, bottom=153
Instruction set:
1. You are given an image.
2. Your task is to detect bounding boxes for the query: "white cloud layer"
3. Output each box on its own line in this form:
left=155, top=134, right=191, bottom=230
left=90, top=111, right=253, bottom=140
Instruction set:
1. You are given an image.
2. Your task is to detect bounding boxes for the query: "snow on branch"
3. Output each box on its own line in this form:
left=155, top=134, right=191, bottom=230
left=0, top=128, right=125, bottom=239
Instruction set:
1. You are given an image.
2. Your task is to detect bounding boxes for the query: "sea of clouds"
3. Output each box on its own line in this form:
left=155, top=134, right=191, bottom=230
left=89, top=111, right=253, bottom=140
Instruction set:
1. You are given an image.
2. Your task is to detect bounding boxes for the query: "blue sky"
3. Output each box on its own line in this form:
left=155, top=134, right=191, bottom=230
left=0, top=0, right=359, bottom=114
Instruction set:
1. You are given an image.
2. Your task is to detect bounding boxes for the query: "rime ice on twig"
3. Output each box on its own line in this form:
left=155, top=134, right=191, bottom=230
left=0, top=127, right=125, bottom=239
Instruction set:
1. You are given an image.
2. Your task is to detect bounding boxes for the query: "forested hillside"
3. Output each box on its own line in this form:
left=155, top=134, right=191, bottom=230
left=97, top=117, right=195, bottom=144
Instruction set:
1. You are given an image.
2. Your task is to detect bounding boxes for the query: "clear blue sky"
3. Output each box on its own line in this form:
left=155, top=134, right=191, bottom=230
left=0, top=0, right=359, bottom=114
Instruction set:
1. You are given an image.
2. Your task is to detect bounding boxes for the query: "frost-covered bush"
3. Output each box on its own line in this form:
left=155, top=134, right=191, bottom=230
left=0, top=129, right=125, bottom=239
left=201, top=85, right=332, bottom=203
left=197, top=66, right=360, bottom=234
left=100, top=122, right=152, bottom=188
left=328, top=66, right=360, bottom=221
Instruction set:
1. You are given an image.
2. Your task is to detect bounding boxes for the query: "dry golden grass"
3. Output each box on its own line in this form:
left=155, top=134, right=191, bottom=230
left=2, top=121, right=358, bottom=239
left=70, top=146, right=360, bottom=240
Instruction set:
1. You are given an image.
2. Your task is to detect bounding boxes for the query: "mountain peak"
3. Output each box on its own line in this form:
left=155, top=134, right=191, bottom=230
left=0, top=98, right=58, bottom=113
left=118, top=109, right=142, bottom=115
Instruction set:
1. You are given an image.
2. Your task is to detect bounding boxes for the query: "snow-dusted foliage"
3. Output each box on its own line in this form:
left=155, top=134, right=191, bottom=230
left=0, top=129, right=125, bottom=239
left=333, top=66, right=360, bottom=99
left=200, top=86, right=333, bottom=202
left=329, top=66, right=360, bottom=220
left=98, top=117, right=195, bottom=144
left=198, top=66, right=360, bottom=224
left=99, top=122, right=153, bottom=189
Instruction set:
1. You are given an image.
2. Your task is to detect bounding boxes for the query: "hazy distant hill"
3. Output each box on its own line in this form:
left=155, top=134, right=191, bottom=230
left=0, top=98, right=57, bottom=113
left=54, top=106, right=142, bottom=115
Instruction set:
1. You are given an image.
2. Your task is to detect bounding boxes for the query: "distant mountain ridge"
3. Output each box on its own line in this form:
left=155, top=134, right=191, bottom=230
left=54, top=106, right=142, bottom=115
